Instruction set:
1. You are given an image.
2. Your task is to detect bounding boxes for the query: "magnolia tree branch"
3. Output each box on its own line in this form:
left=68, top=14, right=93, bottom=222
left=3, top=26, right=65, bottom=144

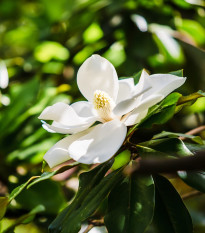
left=124, top=151, right=205, bottom=175
left=179, top=125, right=205, bottom=140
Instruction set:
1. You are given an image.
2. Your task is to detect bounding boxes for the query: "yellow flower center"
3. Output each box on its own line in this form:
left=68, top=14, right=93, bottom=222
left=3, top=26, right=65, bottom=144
left=93, top=90, right=115, bottom=122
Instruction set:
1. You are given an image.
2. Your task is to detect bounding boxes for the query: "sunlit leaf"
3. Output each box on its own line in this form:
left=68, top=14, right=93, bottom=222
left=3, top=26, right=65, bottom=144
left=83, top=23, right=104, bottom=43
left=2, top=205, right=45, bottom=233
left=177, top=19, right=205, bottom=45
left=0, top=197, right=9, bottom=220
left=34, top=41, right=69, bottom=63
left=111, top=150, right=131, bottom=170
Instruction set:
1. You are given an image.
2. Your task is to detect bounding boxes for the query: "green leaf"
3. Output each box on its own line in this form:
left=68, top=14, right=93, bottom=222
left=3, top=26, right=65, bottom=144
left=185, top=142, right=205, bottom=154
left=138, top=138, right=192, bottom=158
left=83, top=23, right=104, bottom=43
left=2, top=205, right=45, bottom=233
left=8, top=162, right=78, bottom=205
left=160, top=92, right=182, bottom=108
left=140, top=105, right=176, bottom=128
left=34, top=41, right=69, bottom=63
left=153, top=175, right=193, bottom=233
left=169, top=69, right=183, bottom=77
left=0, top=197, right=9, bottom=220
left=0, top=78, right=39, bottom=137
left=27, top=162, right=79, bottom=189
left=128, top=92, right=181, bottom=134
left=139, top=93, right=181, bottom=128
left=104, top=175, right=155, bottom=233
left=177, top=19, right=205, bottom=46
left=111, top=150, right=131, bottom=170
left=8, top=176, right=39, bottom=203
left=49, top=160, right=123, bottom=233
left=178, top=171, right=205, bottom=193
left=153, top=131, right=204, bottom=145
left=15, top=180, right=66, bottom=214
left=176, top=90, right=205, bottom=110
left=133, top=69, right=143, bottom=84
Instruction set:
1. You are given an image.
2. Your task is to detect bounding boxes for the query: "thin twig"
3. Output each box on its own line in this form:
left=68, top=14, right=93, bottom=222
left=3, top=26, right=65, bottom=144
left=179, top=125, right=205, bottom=140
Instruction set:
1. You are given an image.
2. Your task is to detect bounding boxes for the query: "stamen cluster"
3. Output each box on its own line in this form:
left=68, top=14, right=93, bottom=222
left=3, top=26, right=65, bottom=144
left=93, top=90, right=114, bottom=122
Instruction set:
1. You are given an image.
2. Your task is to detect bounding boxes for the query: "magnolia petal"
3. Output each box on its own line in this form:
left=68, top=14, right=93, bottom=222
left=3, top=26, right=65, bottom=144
left=142, top=74, right=186, bottom=99
left=71, top=101, right=97, bottom=118
left=77, top=55, right=119, bottom=102
left=39, top=102, right=97, bottom=134
left=116, top=78, right=135, bottom=104
left=42, top=119, right=96, bottom=134
left=124, top=109, right=148, bottom=126
left=68, top=120, right=127, bottom=164
left=134, top=69, right=150, bottom=94
left=44, top=129, right=92, bottom=168
left=114, top=88, right=161, bottom=117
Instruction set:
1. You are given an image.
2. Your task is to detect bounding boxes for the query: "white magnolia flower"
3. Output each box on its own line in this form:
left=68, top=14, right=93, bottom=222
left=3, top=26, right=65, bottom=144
left=39, top=55, right=186, bottom=168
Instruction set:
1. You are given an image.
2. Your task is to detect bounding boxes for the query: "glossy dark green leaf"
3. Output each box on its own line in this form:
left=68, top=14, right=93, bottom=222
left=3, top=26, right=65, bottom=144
left=185, top=142, right=205, bottom=154
left=140, top=105, right=176, bottom=128
left=138, top=138, right=192, bottom=158
left=49, top=159, right=122, bottom=233
left=104, top=175, right=154, bottom=233
left=0, top=197, right=9, bottom=220
left=153, top=175, right=193, bottom=233
left=153, top=131, right=204, bottom=145
left=178, top=171, right=205, bottom=193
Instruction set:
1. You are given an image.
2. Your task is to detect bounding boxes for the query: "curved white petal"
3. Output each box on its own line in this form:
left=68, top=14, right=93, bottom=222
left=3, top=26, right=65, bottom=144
left=39, top=102, right=97, bottom=134
left=68, top=120, right=127, bottom=164
left=142, top=74, right=186, bottom=99
left=123, top=109, right=148, bottom=126
left=116, top=78, right=135, bottom=104
left=44, top=129, right=92, bottom=168
left=114, top=89, right=161, bottom=117
left=134, top=69, right=151, bottom=94
left=77, top=55, right=119, bottom=102
left=71, top=101, right=96, bottom=117
left=42, top=119, right=96, bottom=134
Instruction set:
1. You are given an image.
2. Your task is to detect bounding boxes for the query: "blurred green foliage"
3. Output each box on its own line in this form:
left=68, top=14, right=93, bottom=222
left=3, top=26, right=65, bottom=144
left=0, top=0, right=205, bottom=232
